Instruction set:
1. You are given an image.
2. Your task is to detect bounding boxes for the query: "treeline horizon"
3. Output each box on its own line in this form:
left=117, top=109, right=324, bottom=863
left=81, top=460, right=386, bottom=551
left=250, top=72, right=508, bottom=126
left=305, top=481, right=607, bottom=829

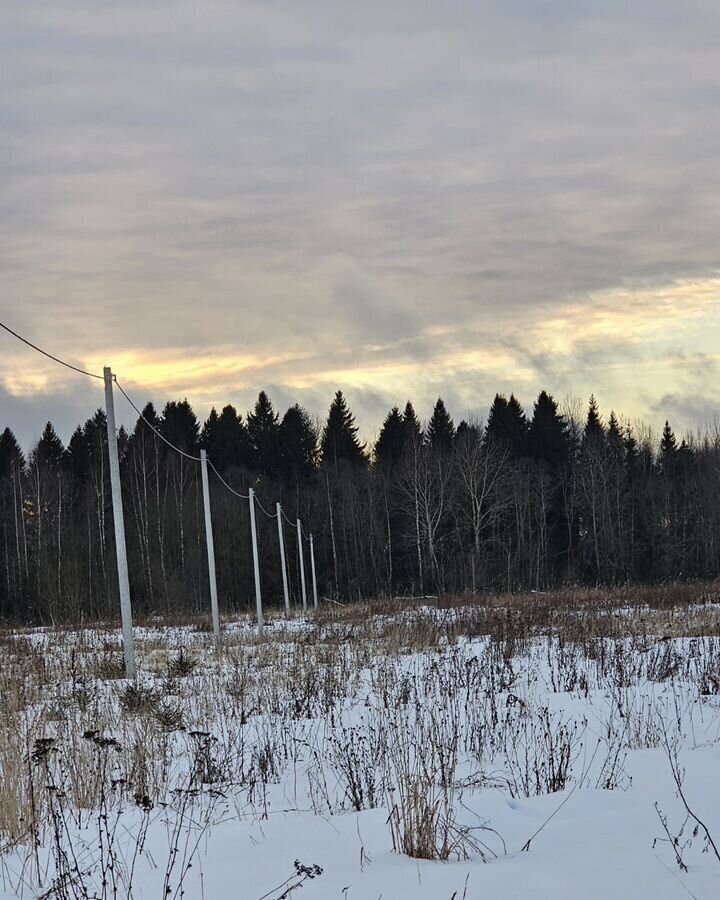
left=1, top=387, right=719, bottom=624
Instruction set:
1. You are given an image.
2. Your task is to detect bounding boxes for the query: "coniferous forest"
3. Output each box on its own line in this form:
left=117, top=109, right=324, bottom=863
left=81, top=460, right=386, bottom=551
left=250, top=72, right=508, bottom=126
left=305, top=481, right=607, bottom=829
left=1, top=388, right=719, bottom=624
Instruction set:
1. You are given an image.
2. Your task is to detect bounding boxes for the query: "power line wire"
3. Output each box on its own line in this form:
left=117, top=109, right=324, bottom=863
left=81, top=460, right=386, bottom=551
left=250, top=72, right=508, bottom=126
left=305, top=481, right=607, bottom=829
left=2, top=322, right=325, bottom=604
left=0, top=320, right=277, bottom=511
left=206, top=459, right=251, bottom=500
left=113, top=378, right=203, bottom=462
left=254, top=494, right=277, bottom=519
left=115, top=378, right=254, bottom=500
left=281, top=507, right=298, bottom=529
left=0, top=320, right=104, bottom=380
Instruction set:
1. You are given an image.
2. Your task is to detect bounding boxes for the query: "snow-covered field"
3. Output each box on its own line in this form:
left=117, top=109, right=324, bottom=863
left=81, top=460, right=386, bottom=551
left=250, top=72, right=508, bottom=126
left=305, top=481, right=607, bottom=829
left=0, top=594, right=719, bottom=899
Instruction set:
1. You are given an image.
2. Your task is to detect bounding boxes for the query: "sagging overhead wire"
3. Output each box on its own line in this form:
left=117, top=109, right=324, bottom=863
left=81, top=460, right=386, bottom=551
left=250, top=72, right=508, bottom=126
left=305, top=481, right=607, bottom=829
left=0, top=319, right=284, bottom=513
left=280, top=507, right=310, bottom=542
left=281, top=507, right=299, bottom=529
left=254, top=494, right=277, bottom=519
left=206, top=459, right=250, bottom=501
left=115, top=378, right=254, bottom=502
left=2, top=320, right=320, bottom=620
left=114, top=379, right=252, bottom=499
left=113, top=378, right=203, bottom=462
left=0, top=320, right=104, bottom=380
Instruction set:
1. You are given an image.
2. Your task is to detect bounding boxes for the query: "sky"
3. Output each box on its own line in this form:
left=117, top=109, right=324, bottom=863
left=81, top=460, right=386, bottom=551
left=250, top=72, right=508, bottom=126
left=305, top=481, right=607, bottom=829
left=2, top=0, right=720, bottom=450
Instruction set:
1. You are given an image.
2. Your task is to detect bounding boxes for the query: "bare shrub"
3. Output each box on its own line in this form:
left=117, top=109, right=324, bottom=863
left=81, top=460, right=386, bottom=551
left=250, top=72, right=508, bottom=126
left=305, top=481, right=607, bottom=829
left=501, top=704, right=585, bottom=798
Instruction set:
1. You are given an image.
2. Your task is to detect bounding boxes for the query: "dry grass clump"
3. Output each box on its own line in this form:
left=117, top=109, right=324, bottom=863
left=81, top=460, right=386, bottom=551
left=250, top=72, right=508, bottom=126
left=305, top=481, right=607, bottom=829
left=309, top=582, right=720, bottom=652
left=0, top=582, right=717, bottom=882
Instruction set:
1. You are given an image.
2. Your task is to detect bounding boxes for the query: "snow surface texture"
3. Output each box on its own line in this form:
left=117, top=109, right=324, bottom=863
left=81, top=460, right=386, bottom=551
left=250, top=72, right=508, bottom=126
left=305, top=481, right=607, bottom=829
left=0, top=599, right=718, bottom=899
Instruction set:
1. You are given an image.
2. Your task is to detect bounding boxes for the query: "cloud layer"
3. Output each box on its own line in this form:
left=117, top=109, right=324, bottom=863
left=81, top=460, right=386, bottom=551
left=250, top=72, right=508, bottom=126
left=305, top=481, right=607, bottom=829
left=2, top=1, right=720, bottom=448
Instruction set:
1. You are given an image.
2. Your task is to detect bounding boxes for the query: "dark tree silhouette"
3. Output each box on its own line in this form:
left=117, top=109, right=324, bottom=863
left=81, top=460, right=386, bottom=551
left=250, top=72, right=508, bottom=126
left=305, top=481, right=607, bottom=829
left=426, top=398, right=455, bottom=452
left=529, top=391, right=570, bottom=470
left=375, top=406, right=407, bottom=469
left=659, top=421, right=678, bottom=473
left=33, top=422, right=65, bottom=469
left=584, top=395, right=604, bottom=446
left=247, top=391, right=280, bottom=477
left=202, top=404, right=252, bottom=472
left=486, top=393, right=528, bottom=456
left=0, top=427, right=24, bottom=479
left=2, top=382, right=720, bottom=622
left=320, top=392, right=367, bottom=467
left=402, top=401, right=423, bottom=446
left=278, top=404, right=317, bottom=481
left=161, top=400, right=199, bottom=454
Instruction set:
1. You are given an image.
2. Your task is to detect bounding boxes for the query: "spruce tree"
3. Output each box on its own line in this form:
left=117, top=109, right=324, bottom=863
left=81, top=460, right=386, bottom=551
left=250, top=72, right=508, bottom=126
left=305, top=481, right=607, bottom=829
left=426, top=398, right=455, bottom=452
left=133, top=402, right=161, bottom=437
left=33, top=422, right=65, bottom=469
left=203, top=404, right=252, bottom=471
left=161, top=400, right=199, bottom=453
left=402, top=401, right=423, bottom=446
left=374, top=406, right=406, bottom=469
left=486, top=393, right=528, bottom=455
left=623, top=425, right=639, bottom=473
left=584, top=395, right=604, bottom=445
left=64, top=426, right=91, bottom=482
left=127, top=403, right=160, bottom=461
left=247, top=391, right=280, bottom=476
left=607, top=411, right=624, bottom=465
left=200, top=407, right=220, bottom=450
left=222, top=405, right=253, bottom=470
left=0, top=427, right=24, bottom=479
left=139, top=402, right=160, bottom=429
left=320, top=391, right=367, bottom=467
left=528, top=391, right=570, bottom=470
left=486, top=395, right=507, bottom=436
left=659, top=421, right=677, bottom=473
left=82, top=410, right=108, bottom=471
left=118, top=425, right=130, bottom=463
left=278, top=404, right=317, bottom=480
left=507, top=394, right=529, bottom=455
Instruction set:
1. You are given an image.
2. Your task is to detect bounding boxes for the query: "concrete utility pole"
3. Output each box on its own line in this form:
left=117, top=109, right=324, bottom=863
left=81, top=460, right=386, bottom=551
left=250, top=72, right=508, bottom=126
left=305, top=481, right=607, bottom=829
left=277, top=503, right=290, bottom=613
left=200, top=449, right=220, bottom=642
left=297, top=518, right=308, bottom=610
left=310, top=533, right=319, bottom=609
left=103, top=367, right=136, bottom=677
left=249, top=488, right=264, bottom=631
